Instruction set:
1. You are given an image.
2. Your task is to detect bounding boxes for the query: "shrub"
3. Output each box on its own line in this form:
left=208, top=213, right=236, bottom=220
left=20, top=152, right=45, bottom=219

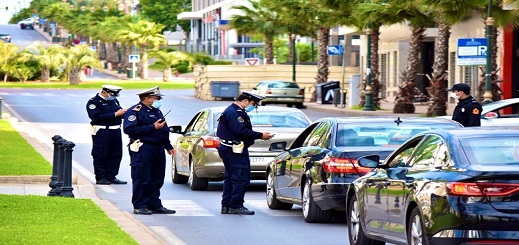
left=175, top=64, right=189, bottom=73
left=208, top=60, right=233, bottom=65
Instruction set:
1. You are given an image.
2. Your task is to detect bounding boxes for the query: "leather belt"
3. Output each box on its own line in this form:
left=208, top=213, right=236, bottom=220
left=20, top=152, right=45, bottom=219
left=220, top=139, right=239, bottom=144
left=93, top=125, right=121, bottom=130
left=140, top=140, right=163, bottom=146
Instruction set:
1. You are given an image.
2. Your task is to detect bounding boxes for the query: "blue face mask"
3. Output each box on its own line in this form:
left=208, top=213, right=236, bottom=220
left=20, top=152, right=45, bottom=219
left=152, top=99, right=162, bottom=109
left=245, top=105, right=255, bottom=112
left=106, top=96, right=117, bottom=101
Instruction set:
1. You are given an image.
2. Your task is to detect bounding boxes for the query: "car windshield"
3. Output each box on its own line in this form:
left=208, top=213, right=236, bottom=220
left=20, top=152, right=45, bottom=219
left=268, top=82, right=299, bottom=89
left=335, top=122, right=460, bottom=147
left=461, top=137, right=519, bottom=165
left=213, top=111, right=310, bottom=128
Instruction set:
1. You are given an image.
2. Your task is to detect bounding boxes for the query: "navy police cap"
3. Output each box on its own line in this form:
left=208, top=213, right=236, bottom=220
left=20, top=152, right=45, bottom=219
left=242, top=91, right=265, bottom=103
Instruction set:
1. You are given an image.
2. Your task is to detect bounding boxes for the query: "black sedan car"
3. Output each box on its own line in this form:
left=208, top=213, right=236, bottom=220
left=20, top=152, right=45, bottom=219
left=348, top=127, right=519, bottom=245
left=266, top=117, right=462, bottom=223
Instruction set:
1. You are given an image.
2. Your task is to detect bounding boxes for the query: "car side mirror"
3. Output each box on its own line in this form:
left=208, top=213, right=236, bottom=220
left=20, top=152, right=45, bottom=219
left=169, top=125, right=183, bottom=134
left=252, top=87, right=258, bottom=90
left=484, top=112, right=498, bottom=119
left=357, top=155, right=380, bottom=168
left=269, top=142, right=287, bottom=152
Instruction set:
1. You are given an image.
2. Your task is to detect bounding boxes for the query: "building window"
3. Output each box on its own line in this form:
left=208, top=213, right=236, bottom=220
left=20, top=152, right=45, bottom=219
left=463, top=66, right=480, bottom=97
left=449, top=52, right=456, bottom=86
left=393, top=51, right=397, bottom=87
left=380, top=53, right=387, bottom=99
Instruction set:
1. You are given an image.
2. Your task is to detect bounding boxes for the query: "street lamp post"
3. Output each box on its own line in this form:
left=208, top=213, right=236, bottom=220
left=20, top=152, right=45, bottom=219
left=103, top=5, right=109, bottom=69
left=291, top=28, right=296, bottom=82
left=483, top=0, right=493, bottom=104
left=363, top=25, right=375, bottom=111
left=311, top=39, right=315, bottom=62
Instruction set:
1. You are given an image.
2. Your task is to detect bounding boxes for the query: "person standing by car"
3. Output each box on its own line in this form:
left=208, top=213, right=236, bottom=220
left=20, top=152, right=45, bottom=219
left=448, top=83, right=482, bottom=127
left=86, top=85, right=127, bottom=185
left=123, top=86, right=176, bottom=215
left=216, top=91, right=274, bottom=215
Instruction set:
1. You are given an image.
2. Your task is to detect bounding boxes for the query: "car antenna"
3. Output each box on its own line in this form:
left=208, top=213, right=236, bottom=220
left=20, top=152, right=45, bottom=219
left=394, top=117, right=402, bottom=126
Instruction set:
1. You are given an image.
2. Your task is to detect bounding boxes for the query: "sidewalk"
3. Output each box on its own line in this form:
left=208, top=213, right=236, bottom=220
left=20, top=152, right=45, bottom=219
left=0, top=115, right=166, bottom=245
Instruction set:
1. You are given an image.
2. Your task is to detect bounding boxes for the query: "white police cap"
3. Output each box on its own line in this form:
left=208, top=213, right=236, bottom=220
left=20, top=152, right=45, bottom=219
left=241, top=91, right=265, bottom=103
left=136, top=86, right=164, bottom=97
left=102, top=84, right=122, bottom=96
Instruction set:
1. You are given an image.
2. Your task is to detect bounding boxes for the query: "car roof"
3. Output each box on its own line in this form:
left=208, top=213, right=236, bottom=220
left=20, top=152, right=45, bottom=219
left=205, top=106, right=304, bottom=113
left=482, top=98, right=519, bottom=112
left=428, top=126, right=519, bottom=139
left=316, top=116, right=461, bottom=125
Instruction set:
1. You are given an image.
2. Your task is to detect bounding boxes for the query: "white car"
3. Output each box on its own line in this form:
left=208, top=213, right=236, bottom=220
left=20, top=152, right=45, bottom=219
left=440, top=98, right=519, bottom=126
left=18, top=18, right=39, bottom=30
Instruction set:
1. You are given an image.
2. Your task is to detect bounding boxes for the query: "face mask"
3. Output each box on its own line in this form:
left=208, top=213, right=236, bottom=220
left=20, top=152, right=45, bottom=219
left=106, top=96, right=117, bottom=101
left=450, top=92, right=459, bottom=100
left=245, top=105, right=255, bottom=112
left=152, top=99, right=162, bottom=109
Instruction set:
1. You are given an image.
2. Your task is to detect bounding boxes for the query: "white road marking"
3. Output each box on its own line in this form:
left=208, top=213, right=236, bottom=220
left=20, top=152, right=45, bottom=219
left=149, top=226, right=187, bottom=245
left=161, top=200, right=214, bottom=216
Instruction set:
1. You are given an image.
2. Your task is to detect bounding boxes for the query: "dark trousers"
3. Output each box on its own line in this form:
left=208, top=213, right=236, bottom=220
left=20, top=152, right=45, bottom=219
left=217, top=146, right=251, bottom=209
left=91, top=128, right=123, bottom=181
left=129, top=144, right=166, bottom=210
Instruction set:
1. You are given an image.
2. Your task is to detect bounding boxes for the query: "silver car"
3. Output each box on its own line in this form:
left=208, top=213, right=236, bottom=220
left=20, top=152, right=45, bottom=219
left=251, top=80, right=305, bottom=108
left=169, top=106, right=311, bottom=190
left=439, top=98, right=519, bottom=126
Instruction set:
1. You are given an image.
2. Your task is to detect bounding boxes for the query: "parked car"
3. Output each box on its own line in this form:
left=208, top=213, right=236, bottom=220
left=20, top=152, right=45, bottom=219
left=169, top=106, right=311, bottom=190
left=0, top=34, right=11, bottom=43
left=439, top=98, right=519, bottom=126
left=251, top=80, right=305, bottom=108
left=266, top=117, right=462, bottom=223
left=347, top=127, right=519, bottom=245
left=18, top=18, right=38, bottom=29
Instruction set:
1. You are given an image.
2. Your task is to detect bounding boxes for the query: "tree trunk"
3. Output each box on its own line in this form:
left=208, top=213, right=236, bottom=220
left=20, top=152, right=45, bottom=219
left=315, top=26, right=330, bottom=85
left=107, top=42, right=118, bottom=70
left=68, top=68, right=82, bottom=85
left=265, top=39, right=274, bottom=64
left=163, top=67, right=171, bottom=82
left=288, top=35, right=293, bottom=63
left=393, top=26, right=426, bottom=113
left=41, top=65, right=51, bottom=82
left=426, top=22, right=450, bottom=117
left=121, top=45, right=131, bottom=70
left=138, top=44, right=148, bottom=79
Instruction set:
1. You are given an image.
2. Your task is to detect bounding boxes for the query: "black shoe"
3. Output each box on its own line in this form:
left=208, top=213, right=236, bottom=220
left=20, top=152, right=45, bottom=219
left=221, top=206, right=229, bottom=214
left=133, top=208, right=152, bottom=215
left=150, top=207, right=176, bottom=214
left=109, top=178, right=127, bottom=184
left=96, top=179, right=111, bottom=185
left=228, top=206, right=255, bottom=215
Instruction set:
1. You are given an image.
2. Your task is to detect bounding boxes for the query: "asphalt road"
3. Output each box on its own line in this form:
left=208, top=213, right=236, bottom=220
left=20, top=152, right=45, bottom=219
left=1, top=88, right=352, bottom=245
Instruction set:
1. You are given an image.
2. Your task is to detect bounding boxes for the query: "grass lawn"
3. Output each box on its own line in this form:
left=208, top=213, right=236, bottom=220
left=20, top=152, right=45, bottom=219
left=0, top=80, right=195, bottom=90
left=0, top=120, right=52, bottom=175
left=0, top=194, right=137, bottom=244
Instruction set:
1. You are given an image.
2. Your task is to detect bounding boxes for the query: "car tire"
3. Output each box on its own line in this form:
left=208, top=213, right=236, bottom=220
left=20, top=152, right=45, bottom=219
left=407, top=207, right=428, bottom=245
left=348, top=194, right=384, bottom=245
left=188, top=158, right=208, bottom=190
left=266, top=170, right=293, bottom=210
left=171, top=157, right=188, bottom=184
left=302, top=179, right=332, bottom=223
left=295, top=103, right=304, bottom=109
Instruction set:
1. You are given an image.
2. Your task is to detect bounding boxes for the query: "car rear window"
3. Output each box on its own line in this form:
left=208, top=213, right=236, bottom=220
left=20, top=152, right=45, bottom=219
left=335, top=122, right=460, bottom=147
left=461, top=137, right=519, bottom=165
left=268, top=82, right=299, bottom=89
left=214, top=111, right=310, bottom=128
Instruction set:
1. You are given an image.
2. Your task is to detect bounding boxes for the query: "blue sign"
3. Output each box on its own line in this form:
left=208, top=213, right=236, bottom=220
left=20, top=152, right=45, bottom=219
left=457, top=38, right=487, bottom=66
left=327, top=45, right=344, bottom=55
left=129, top=55, right=140, bottom=63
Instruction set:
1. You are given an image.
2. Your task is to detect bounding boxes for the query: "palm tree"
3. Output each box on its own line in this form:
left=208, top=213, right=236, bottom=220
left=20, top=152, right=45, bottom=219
left=149, top=50, right=194, bottom=82
left=0, top=42, right=20, bottom=82
left=63, top=45, right=101, bottom=85
left=30, top=44, right=65, bottom=82
left=117, top=19, right=165, bottom=79
left=229, top=0, right=286, bottom=64
left=421, top=0, right=480, bottom=116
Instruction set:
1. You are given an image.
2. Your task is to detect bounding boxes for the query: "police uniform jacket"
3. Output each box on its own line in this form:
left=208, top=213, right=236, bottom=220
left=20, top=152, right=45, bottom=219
left=452, top=95, right=482, bottom=127
left=86, top=94, right=123, bottom=126
left=123, top=102, right=173, bottom=150
left=217, top=103, right=263, bottom=148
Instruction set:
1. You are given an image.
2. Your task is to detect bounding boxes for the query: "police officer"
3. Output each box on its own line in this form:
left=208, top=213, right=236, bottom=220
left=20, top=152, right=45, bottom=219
left=86, top=85, right=127, bottom=185
left=448, top=83, right=482, bottom=127
left=123, top=86, right=176, bottom=215
left=217, top=91, right=274, bottom=215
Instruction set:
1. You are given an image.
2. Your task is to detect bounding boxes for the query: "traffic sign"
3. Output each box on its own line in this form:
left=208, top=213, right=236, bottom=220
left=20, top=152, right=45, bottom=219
left=457, top=38, right=487, bottom=66
left=327, top=45, right=344, bottom=56
left=129, top=55, right=140, bottom=63
left=245, top=58, right=259, bottom=66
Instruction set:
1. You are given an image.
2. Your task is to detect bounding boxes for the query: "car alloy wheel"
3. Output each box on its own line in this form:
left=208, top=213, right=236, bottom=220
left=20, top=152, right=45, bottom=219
left=407, top=207, right=427, bottom=245
left=302, top=179, right=331, bottom=223
left=188, top=158, right=208, bottom=191
left=347, top=194, right=384, bottom=245
left=266, top=170, right=292, bottom=210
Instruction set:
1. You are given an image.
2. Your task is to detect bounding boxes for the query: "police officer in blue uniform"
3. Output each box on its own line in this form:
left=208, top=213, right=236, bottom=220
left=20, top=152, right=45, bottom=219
left=123, top=86, right=176, bottom=215
left=86, top=85, right=127, bottom=185
left=448, top=83, right=482, bottom=127
left=217, top=91, right=274, bottom=215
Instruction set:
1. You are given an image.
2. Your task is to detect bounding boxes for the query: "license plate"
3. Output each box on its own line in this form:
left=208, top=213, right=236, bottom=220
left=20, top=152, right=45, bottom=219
left=277, top=98, right=293, bottom=101
left=250, top=157, right=264, bottom=163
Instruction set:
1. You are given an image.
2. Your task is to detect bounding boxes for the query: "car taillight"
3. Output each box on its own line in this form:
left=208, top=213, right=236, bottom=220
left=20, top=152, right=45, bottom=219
left=446, top=182, right=519, bottom=197
left=298, top=89, right=304, bottom=95
left=200, top=136, right=220, bottom=148
left=322, top=157, right=371, bottom=175
left=266, top=89, right=272, bottom=94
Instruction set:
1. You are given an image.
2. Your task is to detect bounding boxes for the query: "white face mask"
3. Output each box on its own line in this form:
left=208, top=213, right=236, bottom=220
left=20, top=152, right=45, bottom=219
left=450, top=92, right=460, bottom=100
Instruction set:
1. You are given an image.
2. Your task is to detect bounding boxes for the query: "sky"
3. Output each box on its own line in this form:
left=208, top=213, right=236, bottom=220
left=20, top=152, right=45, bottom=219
left=0, top=0, right=31, bottom=24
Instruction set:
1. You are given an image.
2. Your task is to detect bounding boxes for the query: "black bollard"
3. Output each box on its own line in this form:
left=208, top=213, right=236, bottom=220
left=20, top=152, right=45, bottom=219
left=54, top=139, right=67, bottom=196
left=48, top=137, right=65, bottom=196
left=59, top=141, right=75, bottom=198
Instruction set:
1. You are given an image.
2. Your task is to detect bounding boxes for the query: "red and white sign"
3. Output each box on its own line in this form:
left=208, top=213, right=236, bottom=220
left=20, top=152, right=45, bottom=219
left=245, top=58, right=260, bottom=66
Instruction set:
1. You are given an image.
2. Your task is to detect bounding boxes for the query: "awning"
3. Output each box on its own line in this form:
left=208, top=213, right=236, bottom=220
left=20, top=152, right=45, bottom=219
left=177, top=12, right=203, bottom=20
